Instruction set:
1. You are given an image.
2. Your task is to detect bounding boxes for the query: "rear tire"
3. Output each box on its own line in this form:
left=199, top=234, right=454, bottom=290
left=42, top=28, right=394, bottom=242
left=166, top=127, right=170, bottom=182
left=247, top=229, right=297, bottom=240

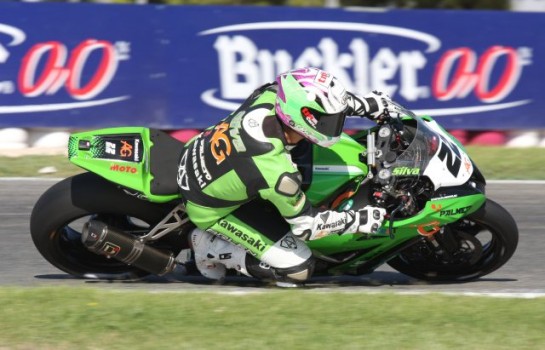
left=387, top=199, right=518, bottom=282
left=30, top=173, right=184, bottom=279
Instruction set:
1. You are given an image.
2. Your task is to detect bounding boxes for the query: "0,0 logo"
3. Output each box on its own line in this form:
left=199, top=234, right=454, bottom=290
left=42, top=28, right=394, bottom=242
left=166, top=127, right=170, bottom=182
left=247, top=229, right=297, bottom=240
left=18, top=39, right=118, bottom=100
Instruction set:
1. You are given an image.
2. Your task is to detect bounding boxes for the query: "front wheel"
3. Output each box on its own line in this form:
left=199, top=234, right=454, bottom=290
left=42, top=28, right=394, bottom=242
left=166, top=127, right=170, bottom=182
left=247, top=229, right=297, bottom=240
left=387, top=199, right=518, bottom=282
left=30, top=172, right=187, bottom=279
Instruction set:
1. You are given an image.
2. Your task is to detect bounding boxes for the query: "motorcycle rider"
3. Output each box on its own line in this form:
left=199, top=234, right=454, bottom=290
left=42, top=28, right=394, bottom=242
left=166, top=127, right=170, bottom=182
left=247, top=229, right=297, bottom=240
left=177, top=67, right=403, bottom=286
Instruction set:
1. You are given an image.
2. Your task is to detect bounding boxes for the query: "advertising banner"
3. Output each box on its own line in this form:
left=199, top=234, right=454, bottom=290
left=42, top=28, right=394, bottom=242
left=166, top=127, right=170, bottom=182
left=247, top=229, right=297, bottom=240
left=0, top=3, right=543, bottom=130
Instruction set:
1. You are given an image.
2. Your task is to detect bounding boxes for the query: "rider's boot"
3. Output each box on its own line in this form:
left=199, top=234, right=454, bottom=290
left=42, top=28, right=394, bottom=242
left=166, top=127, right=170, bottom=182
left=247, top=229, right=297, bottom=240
left=189, top=228, right=250, bottom=281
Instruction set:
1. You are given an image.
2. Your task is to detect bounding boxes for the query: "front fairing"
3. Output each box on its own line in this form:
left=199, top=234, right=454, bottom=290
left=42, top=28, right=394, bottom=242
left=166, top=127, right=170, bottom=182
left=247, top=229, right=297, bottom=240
left=308, top=114, right=485, bottom=272
left=382, top=115, right=474, bottom=190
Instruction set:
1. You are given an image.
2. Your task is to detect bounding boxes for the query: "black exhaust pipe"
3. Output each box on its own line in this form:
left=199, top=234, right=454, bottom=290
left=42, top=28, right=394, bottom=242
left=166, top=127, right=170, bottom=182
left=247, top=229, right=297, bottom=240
left=81, top=220, right=176, bottom=276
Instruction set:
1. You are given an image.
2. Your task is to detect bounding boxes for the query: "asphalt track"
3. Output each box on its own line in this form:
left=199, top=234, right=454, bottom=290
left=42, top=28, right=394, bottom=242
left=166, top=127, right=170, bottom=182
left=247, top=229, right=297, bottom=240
left=1, top=178, right=544, bottom=296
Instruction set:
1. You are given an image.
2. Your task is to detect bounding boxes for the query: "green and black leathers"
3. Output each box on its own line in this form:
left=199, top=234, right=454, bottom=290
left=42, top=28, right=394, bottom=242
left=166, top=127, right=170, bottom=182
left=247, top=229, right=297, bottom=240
left=178, top=85, right=313, bottom=257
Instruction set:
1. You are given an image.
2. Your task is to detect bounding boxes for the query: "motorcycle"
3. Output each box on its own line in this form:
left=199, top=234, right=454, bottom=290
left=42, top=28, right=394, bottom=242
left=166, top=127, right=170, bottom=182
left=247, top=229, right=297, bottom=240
left=30, top=106, right=518, bottom=283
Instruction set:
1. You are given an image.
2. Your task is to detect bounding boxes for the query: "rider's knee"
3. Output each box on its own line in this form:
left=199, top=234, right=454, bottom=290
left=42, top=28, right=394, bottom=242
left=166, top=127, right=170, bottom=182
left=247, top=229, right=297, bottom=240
left=245, top=254, right=315, bottom=283
left=275, top=257, right=315, bottom=282
left=246, top=232, right=315, bottom=283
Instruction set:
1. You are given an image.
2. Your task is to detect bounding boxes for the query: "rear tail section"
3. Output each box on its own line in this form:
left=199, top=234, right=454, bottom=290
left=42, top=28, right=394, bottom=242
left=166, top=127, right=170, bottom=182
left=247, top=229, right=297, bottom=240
left=68, top=127, right=185, bottom=203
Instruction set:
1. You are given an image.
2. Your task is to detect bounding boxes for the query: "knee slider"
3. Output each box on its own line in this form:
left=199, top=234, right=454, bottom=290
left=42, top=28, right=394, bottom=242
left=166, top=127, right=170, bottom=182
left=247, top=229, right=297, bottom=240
left=275, top=257, right=315, bottom=282
left=245, top=255, right=315, bottom=283
left=246, top=232, right=314, bottom=283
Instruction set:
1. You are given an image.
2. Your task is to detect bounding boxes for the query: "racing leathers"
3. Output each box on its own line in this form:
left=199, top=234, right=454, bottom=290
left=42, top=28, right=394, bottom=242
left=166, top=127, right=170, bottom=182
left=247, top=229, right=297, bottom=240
left=177, top=83, right=391, bottom=283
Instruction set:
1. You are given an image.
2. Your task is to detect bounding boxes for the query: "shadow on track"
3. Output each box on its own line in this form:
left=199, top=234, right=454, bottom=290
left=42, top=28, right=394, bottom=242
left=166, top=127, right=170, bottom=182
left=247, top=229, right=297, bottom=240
left=34, top=271, right=517, bottom=289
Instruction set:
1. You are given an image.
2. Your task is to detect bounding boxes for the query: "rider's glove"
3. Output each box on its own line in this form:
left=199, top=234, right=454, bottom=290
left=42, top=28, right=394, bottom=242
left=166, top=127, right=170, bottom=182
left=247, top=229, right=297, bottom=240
left=356, top=206, right=387, bottom=234
left=347, top=91, right=404, bottom=120
left=292, top=206, right=386, bottom=240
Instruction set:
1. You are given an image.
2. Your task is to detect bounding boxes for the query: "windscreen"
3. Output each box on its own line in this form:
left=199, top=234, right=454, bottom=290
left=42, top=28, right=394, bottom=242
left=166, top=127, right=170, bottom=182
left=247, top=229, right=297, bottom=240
left=384, top=108, right=473, bottom=189
left=387, top=115, right=439, bottom=178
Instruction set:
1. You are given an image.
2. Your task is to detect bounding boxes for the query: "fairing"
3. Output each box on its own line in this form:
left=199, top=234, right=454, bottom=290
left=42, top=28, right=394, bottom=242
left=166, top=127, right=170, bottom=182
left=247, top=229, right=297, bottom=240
left=388, top=115, right=474, bottom=190
left=68, top=127, right=181, bottom=203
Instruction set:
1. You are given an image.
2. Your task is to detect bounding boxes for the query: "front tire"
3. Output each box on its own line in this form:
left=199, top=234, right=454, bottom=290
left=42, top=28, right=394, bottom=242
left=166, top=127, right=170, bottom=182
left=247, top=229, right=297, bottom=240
left=30, top=173, right=182, bottom=279
left=387, top=199, right=518, bottom=282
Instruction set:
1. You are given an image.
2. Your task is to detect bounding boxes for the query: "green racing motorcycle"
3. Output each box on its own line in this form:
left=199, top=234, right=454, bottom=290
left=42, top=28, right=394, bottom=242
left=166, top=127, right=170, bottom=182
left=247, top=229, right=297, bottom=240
left=30, top=107, right=518, bottom=283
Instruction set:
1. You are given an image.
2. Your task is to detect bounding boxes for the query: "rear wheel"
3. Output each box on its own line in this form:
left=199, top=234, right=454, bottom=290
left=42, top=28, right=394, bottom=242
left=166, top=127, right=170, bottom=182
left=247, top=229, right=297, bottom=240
left=387, top=199, right=518, bottom=281
left=30, top=173, right=189, bottom=279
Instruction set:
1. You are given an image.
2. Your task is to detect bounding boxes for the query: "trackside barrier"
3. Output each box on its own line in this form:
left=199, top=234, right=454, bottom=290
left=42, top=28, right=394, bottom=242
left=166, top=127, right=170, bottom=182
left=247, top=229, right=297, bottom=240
left=0, top=3, right=544, bottom=149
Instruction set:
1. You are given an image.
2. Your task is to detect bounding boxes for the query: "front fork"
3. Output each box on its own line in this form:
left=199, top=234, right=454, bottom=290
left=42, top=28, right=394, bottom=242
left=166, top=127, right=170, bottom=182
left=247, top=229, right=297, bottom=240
left=424, top=227, right=455, bottom=261
left=421, top=223, right=481, bottom=264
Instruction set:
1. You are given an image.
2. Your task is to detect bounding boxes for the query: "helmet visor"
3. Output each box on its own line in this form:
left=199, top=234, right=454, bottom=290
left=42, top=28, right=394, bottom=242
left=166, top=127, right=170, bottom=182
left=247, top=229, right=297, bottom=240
left=301, top=107, right=347, bottom=138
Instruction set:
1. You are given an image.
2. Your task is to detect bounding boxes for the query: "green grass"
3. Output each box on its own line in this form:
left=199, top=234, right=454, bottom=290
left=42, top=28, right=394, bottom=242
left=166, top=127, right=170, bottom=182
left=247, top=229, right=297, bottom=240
left=0, top=287, right=543, bottom=349
left=0, top=146, right=543, bottom=179
left=0, top=155, right=84, bottom=178
left=465, top=146, right=544, bottom=180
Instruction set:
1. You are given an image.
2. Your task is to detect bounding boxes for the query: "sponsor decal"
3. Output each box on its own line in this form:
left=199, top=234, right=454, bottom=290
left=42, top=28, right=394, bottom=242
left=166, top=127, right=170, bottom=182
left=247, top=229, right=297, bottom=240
left=247, top=117, right=260, bottom=128
left=199, top=21, right=532, bottom=117
left=392, top=166, right=420, bottom=176
left=198, top=139, right=212, bottom=182
left=134, top=139, right=140, bottom=162
left=439, top=205, right=472, bottom=217
left=210, top=122, right=232, bottom=165
left=228, top=111, right=246, bottom=152
left=319, top=212, right=330, bottom=222
left=315, top=212, right=348, bottom=235
left=313, top=165, right=365, bottom=175
left=177, top=151, right=189, bottom=191
left=301, top=107, right=318, bottom=127
left=102, top=242, right=121, bottom=256
left=316, top=218, right=347, bottom=231
left=219, top=219, right=267, bottom=253
left=0, top=22, right=130, bottom=114
left=431, top=194, right=458, bottom=201
left=98, top=137, right=142, bottom=162
left=280, top=235, right=298, bottom=249
left=191, top=138, right=213, bottom=189
left=123, top=188, right=148, bottom=200
left=314, top=70, right=332, bottom=86
left=110, top=164, right=137, bottom=173
left=120, top=140, right=133, bottom=158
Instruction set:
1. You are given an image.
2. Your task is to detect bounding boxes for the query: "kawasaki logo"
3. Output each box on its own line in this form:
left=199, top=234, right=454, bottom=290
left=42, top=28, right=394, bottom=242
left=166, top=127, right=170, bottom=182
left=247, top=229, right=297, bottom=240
left=219, top=220, right=266, bottom=252
left=317, top=218, right=346, bottom=230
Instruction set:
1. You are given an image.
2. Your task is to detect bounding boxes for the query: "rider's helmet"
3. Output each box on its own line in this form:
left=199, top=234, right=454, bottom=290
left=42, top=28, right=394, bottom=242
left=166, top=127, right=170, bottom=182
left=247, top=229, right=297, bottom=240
left=275, top=67, right=349, bottom=147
